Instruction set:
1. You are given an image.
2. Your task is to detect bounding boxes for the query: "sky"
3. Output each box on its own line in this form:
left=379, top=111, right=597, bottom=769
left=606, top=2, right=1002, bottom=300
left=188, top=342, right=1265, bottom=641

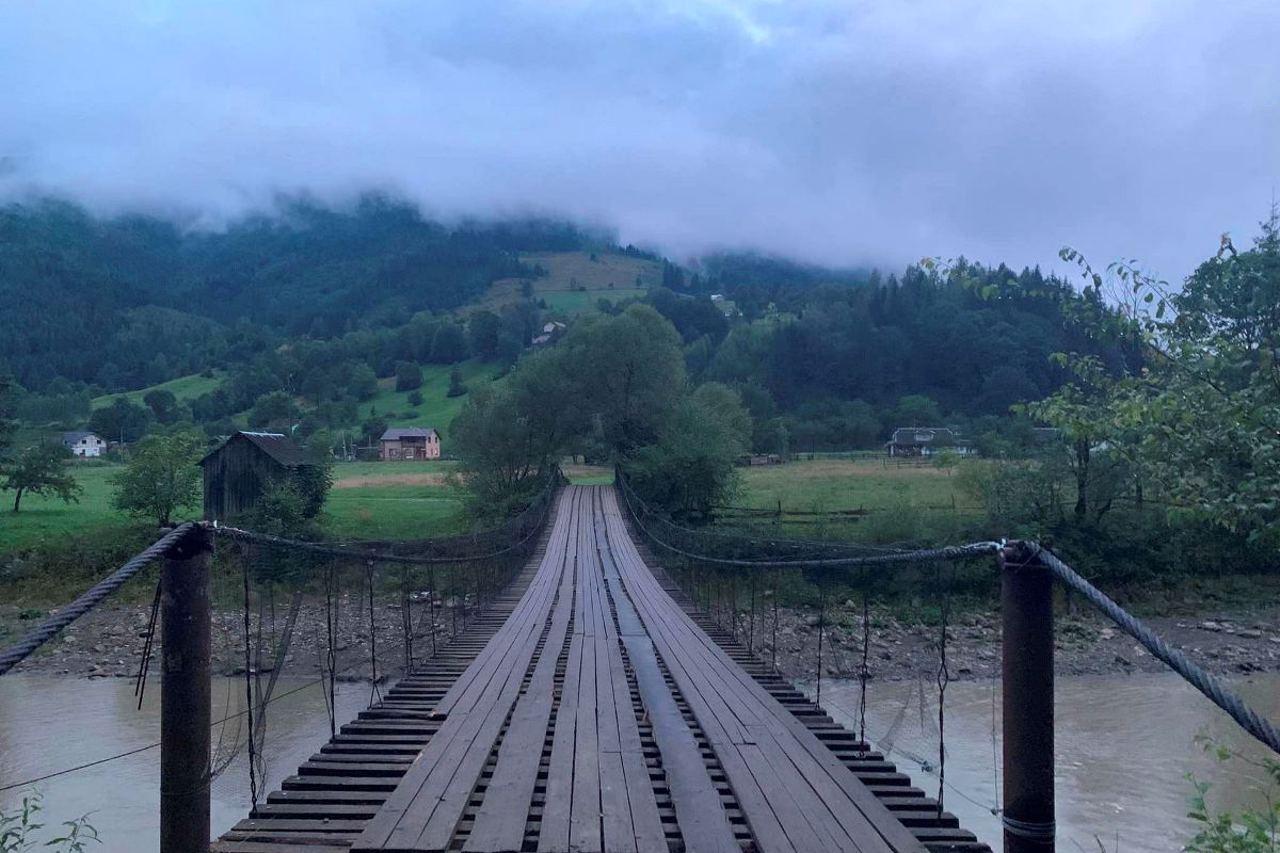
left=1, top=0, right=1278, bottom=281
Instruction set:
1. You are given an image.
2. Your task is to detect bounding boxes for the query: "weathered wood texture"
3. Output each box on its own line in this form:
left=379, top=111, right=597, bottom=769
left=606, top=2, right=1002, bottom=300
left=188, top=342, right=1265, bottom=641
left=219, top=486, right=989, bottom=853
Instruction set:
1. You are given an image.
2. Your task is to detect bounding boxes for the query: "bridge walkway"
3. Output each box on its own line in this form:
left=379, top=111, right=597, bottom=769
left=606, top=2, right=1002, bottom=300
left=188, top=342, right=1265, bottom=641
left=215, top=485, right=986, bottom=853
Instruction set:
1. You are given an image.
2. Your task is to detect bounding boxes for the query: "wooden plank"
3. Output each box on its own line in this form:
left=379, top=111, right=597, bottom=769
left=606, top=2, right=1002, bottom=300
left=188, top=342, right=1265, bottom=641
left=537, top=627, right=583, bottom=851
left=353, top=490, right=578, bottom=852
left=463, top=495, right=580, bottom=852
left=590, top=489, right=691, bottom=853
left=599, top=489, right=927, bottom=853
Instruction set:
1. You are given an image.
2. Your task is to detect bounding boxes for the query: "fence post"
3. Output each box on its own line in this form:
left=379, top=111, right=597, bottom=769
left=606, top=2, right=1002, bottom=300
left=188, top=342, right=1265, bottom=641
left=160, top=524, right=213, bottom=853
left=1000, top=543, right=1055, bottom=853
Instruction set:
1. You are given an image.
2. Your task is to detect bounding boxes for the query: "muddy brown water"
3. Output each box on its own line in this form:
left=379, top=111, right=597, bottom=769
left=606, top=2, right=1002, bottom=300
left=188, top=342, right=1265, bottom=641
left=1, top=672, right=1277, bottom=851
left=813, top=671, right=1280, bottom=851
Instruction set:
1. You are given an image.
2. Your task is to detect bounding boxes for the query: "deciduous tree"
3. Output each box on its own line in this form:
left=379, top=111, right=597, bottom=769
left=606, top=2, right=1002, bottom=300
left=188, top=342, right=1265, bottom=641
left=3, top=442, right=81, bottom=513
left=111, top=431, right=204, bottom=525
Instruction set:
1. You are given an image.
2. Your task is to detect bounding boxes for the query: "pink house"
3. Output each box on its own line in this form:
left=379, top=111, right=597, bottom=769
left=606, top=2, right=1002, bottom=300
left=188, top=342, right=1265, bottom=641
left=379, top=427, right=441, bottom=460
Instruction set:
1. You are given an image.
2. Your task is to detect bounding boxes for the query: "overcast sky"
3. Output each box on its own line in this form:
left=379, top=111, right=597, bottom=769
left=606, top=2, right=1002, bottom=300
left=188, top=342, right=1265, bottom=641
left=2, top=1, right=1277, bottom=281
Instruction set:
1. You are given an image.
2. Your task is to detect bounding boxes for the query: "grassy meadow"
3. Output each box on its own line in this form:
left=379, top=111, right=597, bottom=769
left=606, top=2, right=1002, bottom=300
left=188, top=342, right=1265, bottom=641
left=724, top=457, right=983, bottom=545
left=0, top=459, right=468, bottom=557
left=90, top=370, right=226, bottom=410
left=357, top=359, right=502, bottom=432
left=479, top=250, right=658, bottom=314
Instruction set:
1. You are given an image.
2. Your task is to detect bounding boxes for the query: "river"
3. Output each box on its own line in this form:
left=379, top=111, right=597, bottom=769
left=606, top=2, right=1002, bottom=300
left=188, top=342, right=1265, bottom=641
left=816, top=671, right=1280, bottom=851
left=1, top=672, right=1277, bottom=851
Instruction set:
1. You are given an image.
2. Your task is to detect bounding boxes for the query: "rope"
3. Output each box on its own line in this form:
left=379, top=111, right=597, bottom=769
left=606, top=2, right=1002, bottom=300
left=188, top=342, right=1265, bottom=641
left=1020, top=542, right=1280, bottom=756
left=213, top=512, right=547, bottom=565
left=0, top=522, right=197, bottom=676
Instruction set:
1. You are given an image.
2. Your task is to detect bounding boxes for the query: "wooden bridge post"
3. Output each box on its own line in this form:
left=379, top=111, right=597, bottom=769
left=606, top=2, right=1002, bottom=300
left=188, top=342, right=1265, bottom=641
left=1000, top=543, right=1055, bottom=853
left=160, top=524, right=213, bottom=853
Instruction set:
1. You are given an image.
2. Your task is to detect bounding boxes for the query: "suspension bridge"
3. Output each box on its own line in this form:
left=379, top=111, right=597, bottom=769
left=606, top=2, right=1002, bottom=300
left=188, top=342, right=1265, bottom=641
left=2, top=474, right=1278, bottom=853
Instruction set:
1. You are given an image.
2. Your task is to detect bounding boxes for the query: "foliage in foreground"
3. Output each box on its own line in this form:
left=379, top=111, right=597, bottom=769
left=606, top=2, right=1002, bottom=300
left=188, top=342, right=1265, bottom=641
left=0, top=790, right=100, bottom=852
left=1186, top=737, right=1280, bottom=853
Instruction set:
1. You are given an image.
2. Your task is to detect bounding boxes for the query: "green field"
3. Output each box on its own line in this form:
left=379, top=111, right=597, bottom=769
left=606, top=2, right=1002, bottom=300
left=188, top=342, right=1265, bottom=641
left=0, top=459, right=468, bottom=556
left=725, top=457, right=980, bottom=545
left=734, top=458, right=964, bottom=512
left=0, top=464, right=131, bottom=552
left=358, top=359, right=502, bottom=434
left=91, top=370, right=226, bottom=410
left=478, top=250, right=657, bottom=315
left=326, top=459, right=466, bottom=539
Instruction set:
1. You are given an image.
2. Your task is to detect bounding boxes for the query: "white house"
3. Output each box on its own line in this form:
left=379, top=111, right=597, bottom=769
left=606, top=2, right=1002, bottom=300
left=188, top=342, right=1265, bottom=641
left=62, top=431, right=107, bottom=458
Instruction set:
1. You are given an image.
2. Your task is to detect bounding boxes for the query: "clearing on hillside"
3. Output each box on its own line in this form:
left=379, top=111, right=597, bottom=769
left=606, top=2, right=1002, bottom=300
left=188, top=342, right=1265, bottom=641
left=91, top=371, right=226, bottom=410
left=477, top=250, right=661, bottom=314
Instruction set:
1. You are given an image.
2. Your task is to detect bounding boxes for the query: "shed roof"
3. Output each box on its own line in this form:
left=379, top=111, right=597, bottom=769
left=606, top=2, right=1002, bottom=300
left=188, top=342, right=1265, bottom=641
left=61, top=431, right=101, bottom=444
left=200, top=431, right=317, bottom=467
left=380, top=427, right=439, bottom=441
left=886, top=427, right=972, bottom=446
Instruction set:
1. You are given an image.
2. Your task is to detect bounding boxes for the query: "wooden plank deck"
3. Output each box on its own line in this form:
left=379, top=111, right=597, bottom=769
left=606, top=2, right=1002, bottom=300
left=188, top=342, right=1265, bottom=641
left=221, top=485, right=989, bottom=853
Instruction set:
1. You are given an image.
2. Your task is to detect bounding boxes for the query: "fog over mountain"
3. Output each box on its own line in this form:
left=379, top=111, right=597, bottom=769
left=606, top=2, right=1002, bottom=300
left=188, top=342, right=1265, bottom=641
left=2, top=0, right=1277, bottom=279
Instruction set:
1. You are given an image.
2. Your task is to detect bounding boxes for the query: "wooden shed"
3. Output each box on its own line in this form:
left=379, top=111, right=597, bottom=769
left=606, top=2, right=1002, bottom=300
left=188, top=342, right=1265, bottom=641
left=199, top=431, right=317, bottom=522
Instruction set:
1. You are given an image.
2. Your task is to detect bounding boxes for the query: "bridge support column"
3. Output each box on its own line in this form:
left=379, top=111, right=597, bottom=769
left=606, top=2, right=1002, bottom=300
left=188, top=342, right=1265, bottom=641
left=1001, top=543, right=1055, bottom=853
left=160, top=524, right=213, bottom=853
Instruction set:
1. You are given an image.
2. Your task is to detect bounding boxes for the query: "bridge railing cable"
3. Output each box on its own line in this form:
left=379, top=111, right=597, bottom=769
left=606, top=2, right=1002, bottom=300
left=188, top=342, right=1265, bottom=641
left=1013, top=541, right=1280, bottom=756
left=0, top=521, right=197, bottom=676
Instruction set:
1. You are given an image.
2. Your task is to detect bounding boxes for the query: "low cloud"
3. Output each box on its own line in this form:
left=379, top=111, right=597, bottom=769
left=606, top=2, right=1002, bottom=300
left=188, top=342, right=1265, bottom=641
left=2, top=0, right=1277, bottom=279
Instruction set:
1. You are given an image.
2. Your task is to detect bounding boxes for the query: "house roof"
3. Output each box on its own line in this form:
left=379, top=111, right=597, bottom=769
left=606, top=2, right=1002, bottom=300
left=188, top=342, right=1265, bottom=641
left=380, top=427, right=439, bottom=441
left=887, top=427, right=972, bottom=446
left=61, top=431, right=101, bottom=443
left=200, top=431, right=317, bottom=467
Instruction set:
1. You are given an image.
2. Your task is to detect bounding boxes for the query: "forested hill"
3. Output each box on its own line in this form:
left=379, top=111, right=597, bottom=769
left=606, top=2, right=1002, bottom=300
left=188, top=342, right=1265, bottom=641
left=0, top=197, right=588, bottom=390
left=0, top=196, right=1132, bottom=455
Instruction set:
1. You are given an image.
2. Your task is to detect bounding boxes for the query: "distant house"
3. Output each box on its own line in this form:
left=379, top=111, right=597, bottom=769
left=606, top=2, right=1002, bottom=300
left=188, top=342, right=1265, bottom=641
left=379, top=427, right=441, bottom=461
left=533, top=321, right=567, bottom=346
left=885, top=427, right=977, bottom=458
left=737, top=453, right=783, bottom=466
left=62, top=431, right=106, bottom=458
left=199, top=431, right=320, bottom=522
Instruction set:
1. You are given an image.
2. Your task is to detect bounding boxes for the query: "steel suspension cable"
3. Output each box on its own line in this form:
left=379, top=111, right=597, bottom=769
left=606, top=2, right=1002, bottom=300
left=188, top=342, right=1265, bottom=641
left=1021, top=542, right=1280, bottom=756
left=0, top=522, right=196, bottom=676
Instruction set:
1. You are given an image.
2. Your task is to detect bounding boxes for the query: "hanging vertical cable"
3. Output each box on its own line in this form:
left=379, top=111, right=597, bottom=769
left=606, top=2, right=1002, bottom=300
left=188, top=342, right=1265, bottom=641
left=935, top=562, right=952, bottom=819
left=240, top=557, right=259, bottom=809
left=400, top=564, right=414, bottom=674
left=134, top=578, right=162, bottom=710
left=815, top=571, right=827, bottom=707
left=366, top=560, right=382, bottom=707
left=858, top=566, right=870, bottom=752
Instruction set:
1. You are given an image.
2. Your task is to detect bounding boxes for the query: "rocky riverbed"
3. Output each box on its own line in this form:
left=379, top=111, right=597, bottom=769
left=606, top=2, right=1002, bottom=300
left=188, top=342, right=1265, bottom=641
left=1, top=591, right=469, bottom=682
left=5, top=597, right=1279, bottom=685
left=756, top=602, right=1280, bottom=683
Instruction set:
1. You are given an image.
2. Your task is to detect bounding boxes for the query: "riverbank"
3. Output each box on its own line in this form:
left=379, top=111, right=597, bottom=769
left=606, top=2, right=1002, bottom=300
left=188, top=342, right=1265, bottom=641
left=1, top=592, right=457, bottom=681
left=760, top=601, right=1280, bottom=683
left=6, top=597, right=1280, bottom=684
